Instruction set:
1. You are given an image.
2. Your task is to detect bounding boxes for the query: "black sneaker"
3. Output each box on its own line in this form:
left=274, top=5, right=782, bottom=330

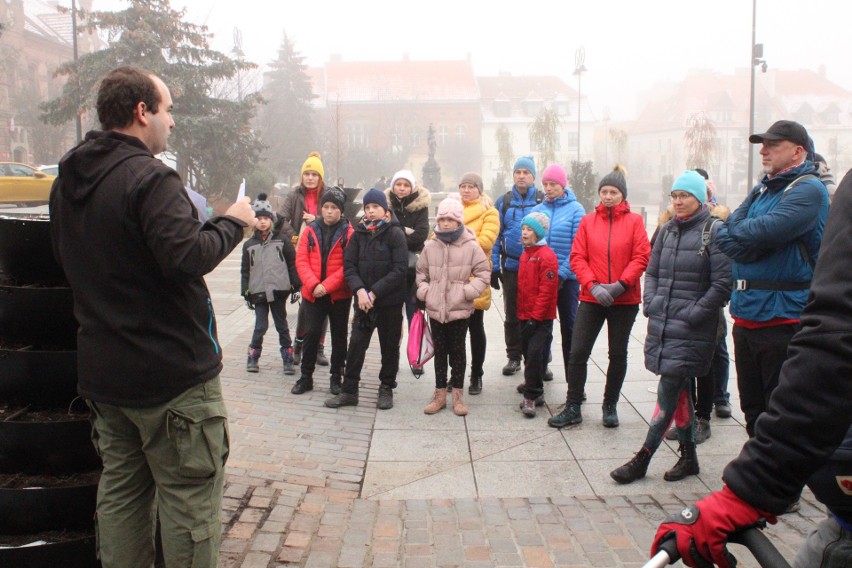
left=502, top=359, right=522, bottom=376
left=548, top=403, right=582, bottom=428
left=290, top=378, right=313, bottom=395
left=602, top=403, right=619, bottom=428
left=714, top=401, right=732, bottom=418
left=377, top=385, right=394, bottom=410
left=325, top=392, right=358, bottom=408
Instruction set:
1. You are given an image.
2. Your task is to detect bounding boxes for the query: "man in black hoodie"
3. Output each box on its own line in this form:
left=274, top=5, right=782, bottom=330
left=50, top=66, right=254, bottom=568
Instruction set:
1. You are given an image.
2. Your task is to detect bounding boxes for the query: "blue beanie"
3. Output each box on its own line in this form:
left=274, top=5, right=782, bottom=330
left=522, top=211, right=550, bottom=240
left=671, top=170, right=707, bottom=204
left=362, top=187, right=388, bottom=211
left=513, top=155, right=536, bottom=178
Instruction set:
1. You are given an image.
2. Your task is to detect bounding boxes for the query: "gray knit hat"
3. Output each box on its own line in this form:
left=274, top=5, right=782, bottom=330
left=252, top=193, right=277, bottom=221
left=522, top=211, right=550, bottom=240
left=459, top=172, right=484, bottom=194
left=598, top=165, right=628, bottom=197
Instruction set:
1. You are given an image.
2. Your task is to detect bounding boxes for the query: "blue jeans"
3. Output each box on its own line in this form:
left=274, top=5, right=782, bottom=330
left=250, top=298, right=292, bottom=357
left=643, top=374, right=695, bottom=453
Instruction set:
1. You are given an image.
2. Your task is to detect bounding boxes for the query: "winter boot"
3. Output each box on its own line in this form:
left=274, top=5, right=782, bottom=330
left=325, top=391, right=358, bottom=408
left=548, top=402, right=583, bottom=428
left=329, top=371, right=343, bottom=395
left=451, top=389, right=468, bottom=416
left=502, top=359, right=521, bottom=375
left=423, top=388, right=447, bottom=414
left=518, top=394, right=544, bottom=409
left=664, top=442, right=700, bottom=481
left=246, top=347, right=261, bottom=373
left=377, top=385, right=394, bottom=410
left=694, top=418, right=712, bottom=444
left=316, top=343, right=329, bottom=366
left=610, top=448, right=652, bottom=484
left=292, top=338, right=303, bottom=365
left=602, top=403, right=620, bottom=428
left=291, top=376, right=313, bottom=395
left=520, top=398, right=538, bottom=418
left=282, top=348, right=296, bottom=375
left=468, top=373, right=483, bottom=395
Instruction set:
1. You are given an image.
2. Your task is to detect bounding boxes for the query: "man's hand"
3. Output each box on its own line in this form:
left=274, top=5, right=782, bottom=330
left=490, top=272, right=501, bottom=290
left=590, top=284, right=614, bottom=307
left=357, top=289, right=374, bottom=312
left=651, top=486, right=775, bottom=568
left=226, top=196, right=255, bottom=226
left=313, top=284, right=327, bottom=298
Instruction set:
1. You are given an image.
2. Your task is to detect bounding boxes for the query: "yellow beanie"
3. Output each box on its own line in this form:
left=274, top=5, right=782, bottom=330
left=301, top=151, right=324, bottom=180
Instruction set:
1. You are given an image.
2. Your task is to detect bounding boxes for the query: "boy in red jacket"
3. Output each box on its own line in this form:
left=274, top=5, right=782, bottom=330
left=517, top=212, right=559, bottom=417
left=291, top=188, right=354, bottom=395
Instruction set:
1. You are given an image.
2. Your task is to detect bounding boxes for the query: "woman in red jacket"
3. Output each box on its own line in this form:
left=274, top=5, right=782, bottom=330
left=291, top=188, right=354, bottom=396
left=548, top=165, right=651, bottom=429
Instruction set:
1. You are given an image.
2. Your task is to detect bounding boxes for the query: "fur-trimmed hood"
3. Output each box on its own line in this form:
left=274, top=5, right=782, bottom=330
left=386, top=186, right=432, bottom=213
left=657, top=202, right=730, bottom=228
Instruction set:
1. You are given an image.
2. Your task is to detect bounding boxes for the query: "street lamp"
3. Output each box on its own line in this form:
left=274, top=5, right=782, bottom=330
left=573, top=47, right=587, bottom=165
left=746, top=0, right=767, bottom=189
left=71, top=0, right=81, bottom=143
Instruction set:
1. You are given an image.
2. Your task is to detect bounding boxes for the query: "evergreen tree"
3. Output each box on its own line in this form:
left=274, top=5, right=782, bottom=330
left=260, top=31, right=317, bottom=183
left=40, top=0, right=263, bottom=200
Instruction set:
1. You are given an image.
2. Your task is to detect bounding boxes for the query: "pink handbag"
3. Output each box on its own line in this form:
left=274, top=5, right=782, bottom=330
left=407, top=309, right=435, bottom=374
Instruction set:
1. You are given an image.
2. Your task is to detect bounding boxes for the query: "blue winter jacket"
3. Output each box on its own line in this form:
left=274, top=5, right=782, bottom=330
left=492, top=186, right=542, bottom=273
left=532, top=190, right=585, bottom=282
left=715, top=161, right=829, bottom=322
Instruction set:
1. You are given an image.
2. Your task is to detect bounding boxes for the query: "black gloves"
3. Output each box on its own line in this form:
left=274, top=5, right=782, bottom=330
left=243, top=291, right=254, bottom=311
left=520, top=320, right=539, bottom=341
left=490, top=272, right=501, bottom=290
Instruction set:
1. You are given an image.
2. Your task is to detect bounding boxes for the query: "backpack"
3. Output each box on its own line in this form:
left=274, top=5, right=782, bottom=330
left=499, top=188, right=544, bottom=220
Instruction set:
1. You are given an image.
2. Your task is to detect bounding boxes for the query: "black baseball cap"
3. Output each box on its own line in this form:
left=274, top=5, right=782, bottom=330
left=749, top=120, right=810, bottom=148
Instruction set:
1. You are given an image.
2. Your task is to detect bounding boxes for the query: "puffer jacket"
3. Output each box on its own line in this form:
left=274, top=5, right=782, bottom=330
left=492, top=186, right=542, bottom=272
left=241, top=229, right=300, bottom=303
left=296, top=218, right=354, bottom=303
left=571, top=201, right=650, bottom=305
left=386, top=186, right=432, bottom=254
left=277, top=183, right=326, bottom=243
left=517, top=241, right=559, bottom=321
left=643, top=206, right=733, bottom=377
left=532, top=190, right=585, bottom=282
left=715, top=161, right=829, bottom=322
left=344, top=213, right=408, bottom=307
left=463, top=199, right=499, bottom=310
left=415, top=228, right=490, bottom=323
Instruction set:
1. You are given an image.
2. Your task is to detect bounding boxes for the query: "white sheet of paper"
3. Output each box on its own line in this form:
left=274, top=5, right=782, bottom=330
left=237, top=178, right=246, bottom=200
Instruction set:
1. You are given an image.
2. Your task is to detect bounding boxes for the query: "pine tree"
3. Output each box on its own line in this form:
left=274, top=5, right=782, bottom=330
left=39, top=0, right=263, bottom=200
left=259, top=31, right=317, bottom=183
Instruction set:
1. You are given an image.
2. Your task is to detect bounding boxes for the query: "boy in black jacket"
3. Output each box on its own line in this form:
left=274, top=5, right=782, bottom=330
left=242, top=196, right=300, bottom=376
left=325, top=188, right=408, bottom=410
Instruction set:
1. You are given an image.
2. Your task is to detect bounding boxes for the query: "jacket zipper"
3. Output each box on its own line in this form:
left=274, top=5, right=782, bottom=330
left=207, top=297, right=220, bottom=354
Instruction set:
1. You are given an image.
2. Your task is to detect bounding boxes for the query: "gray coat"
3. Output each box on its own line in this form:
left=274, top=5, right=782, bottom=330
left=643, top=207, right=732, bottom=377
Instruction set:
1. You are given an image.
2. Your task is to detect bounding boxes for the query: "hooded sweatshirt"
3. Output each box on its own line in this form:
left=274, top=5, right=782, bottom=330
left=49, top=130, right=246, bottom=407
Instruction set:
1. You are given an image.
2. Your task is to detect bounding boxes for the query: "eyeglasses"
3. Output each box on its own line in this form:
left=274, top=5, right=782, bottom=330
left=670, top=192, right=694, bottom=202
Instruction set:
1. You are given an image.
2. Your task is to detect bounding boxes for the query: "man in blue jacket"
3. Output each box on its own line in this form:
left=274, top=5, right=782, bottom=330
left=715, top=120, right=829, bottom=445
left=492, top=156, right=544, bottom=375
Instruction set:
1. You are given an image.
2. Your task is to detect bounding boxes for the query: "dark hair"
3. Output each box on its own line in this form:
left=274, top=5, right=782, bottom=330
left=96, top=66, right=161, bottom=130
left=813, top=153, right=827, bottom=165
left=693, top=168, right=709, bottom=180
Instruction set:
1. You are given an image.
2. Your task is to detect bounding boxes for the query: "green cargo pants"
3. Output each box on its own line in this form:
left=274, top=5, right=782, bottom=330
left=87, top=377, right=229, bottom=568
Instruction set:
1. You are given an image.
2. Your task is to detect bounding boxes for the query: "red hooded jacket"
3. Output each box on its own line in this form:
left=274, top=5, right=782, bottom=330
left=570, top=201, right=650, bottom=305
left=296, top=219, right=354, bottom=303
left=517, top=243, right=559, bottom=321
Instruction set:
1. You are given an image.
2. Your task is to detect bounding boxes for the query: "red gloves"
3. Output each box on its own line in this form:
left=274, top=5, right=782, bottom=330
left=651, top=486, right=777, bottom=568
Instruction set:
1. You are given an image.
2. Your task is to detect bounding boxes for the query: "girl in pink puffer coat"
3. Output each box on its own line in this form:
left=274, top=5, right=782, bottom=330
left=415, top=196, right=490, bottom=416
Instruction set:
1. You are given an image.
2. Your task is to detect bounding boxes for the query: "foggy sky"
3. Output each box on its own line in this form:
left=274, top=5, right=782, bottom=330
left=90, top=0, right=852, bottom=121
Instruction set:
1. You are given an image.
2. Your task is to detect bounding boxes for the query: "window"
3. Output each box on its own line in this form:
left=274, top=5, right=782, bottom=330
left=409, top=127, right=420, bottom=147
left=455, top=125, right=465, bottom=141
left=347, top=123, right=367, bottom=148
left=438, top=125, right=448, bottom=146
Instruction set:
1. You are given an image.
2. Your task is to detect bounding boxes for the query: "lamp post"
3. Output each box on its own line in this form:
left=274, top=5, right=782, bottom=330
left=573, top=47, right=587, bottom=165
left=746, top=0, right=767, bottom=189
left=71, top=0, right=81, bottom=143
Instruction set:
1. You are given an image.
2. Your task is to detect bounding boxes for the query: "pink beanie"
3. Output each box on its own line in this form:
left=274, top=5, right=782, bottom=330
left=541, top=164, right=568, bottom=188
left=436, top=194, right=464, bottom=224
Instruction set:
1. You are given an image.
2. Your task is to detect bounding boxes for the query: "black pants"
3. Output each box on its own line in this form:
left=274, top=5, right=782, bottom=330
left=468, top=309, right=486, bottom=377
left=732, top=323, right=799, bottom=437
left=567, top=302, right=639, bottom=405
left=431, top=318, right=470, bottom=389
left=548, top=280, right=580, bottom=379
left=295, top=299, right=328, bottom=345
left=299, top=296, right=350, bottom=378
left=501, top=270, right=521, bottom=361
left=694, top=312, right=730, bottom=419
left=520, top=319, right=553, bottom=400
left=342, top=303, right=404, bottom=394
left=250, top=297, right=291, bottom=357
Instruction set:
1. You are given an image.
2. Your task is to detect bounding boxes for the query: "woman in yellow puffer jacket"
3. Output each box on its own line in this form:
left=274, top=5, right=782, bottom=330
left=457, top=172, right=500, bottom=395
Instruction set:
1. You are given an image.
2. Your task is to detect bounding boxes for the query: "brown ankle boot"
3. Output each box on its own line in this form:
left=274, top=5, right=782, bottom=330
left=452, top=389, right=468, bottom=416
left=423, top=388, right=447, bottom=414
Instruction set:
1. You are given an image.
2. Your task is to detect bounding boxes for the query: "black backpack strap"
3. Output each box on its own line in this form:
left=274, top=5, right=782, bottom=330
left=698, top=217, right=722, bottom=257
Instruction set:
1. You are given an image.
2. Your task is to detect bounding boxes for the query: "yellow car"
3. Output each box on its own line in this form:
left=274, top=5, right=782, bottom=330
left=0, top=162, right=55, bottom=206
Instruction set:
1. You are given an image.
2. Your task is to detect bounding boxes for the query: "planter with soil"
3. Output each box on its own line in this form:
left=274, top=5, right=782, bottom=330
left=0, top=529, right=97, bottom=568
left=0, top=282, right=77, bottom=348
left=0, top=342, right=77, bottom=406
left=0, top=404, right=100, bottom=474
left=0, top=210, right=65, bottom=286
left=0, top=470, right=99, bottom=534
